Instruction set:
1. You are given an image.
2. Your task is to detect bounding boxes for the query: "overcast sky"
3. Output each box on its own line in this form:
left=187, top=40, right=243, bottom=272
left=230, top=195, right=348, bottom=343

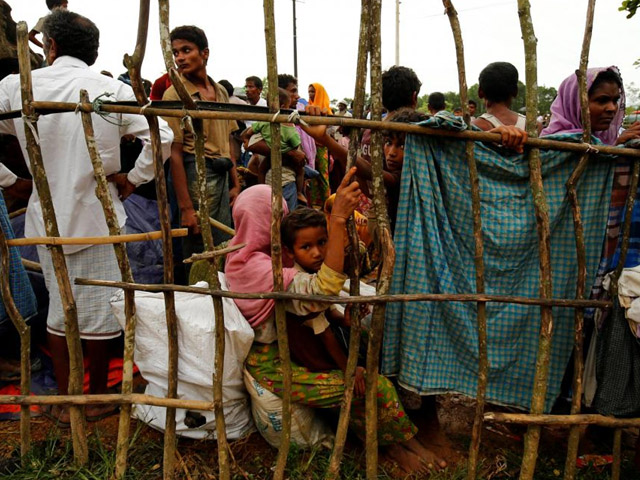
left=10, top=0, right=640, bottom=104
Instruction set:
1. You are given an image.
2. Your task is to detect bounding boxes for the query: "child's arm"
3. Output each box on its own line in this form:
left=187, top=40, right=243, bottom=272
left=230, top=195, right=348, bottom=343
left=29, top=30, right=44, bottom=49
left=319, top=328, right=348, bottom=372
left=301, top=120, right=397, bottom=189
left=321, top=328, right=365, bottom=397
left=257, top=155, right=270, bottom=184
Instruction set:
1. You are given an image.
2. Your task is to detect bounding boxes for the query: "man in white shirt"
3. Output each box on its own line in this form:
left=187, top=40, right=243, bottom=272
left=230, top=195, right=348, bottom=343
left=0, top=9, right=173, bottom=424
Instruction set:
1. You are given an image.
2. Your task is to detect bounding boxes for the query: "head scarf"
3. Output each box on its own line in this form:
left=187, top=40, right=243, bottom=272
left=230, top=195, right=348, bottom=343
left=308, top=82, right=333, bottom=115
left=541, top=66, right=625, bottom=145
left=225, top=185, right=298, bottom=328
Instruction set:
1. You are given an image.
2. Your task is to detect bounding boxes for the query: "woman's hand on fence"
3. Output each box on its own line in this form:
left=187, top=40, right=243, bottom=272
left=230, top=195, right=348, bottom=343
left=331, top=167, right=361, bottom=222
left=616, top=121, right=640, bottom=146
left=489, top=125, right=528, bottom=153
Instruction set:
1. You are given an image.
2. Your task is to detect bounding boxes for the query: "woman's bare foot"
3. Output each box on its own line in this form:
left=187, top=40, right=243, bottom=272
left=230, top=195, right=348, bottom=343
left=384, top=443, right=430, bottom=475
left=86, top=403, right=119, bottom=422
left=401, top=437, right=447, bottom=470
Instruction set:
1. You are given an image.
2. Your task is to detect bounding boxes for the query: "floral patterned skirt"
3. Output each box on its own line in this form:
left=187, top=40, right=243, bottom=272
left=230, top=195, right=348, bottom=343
left=246, top=341, right=417, bottom=445
left=309, top=146, right=331, bottom=209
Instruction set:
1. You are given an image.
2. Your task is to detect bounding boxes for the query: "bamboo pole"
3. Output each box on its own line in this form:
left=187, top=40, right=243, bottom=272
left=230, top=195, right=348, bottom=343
left=8, top=207, right=26, bottom=219
left=16, top=22, right=88, bottom=465
left=7, top=229, right=187, bottom=246
left=0, top=393, right=213, bottom=410
left=74, top=277, right=613, bottom=308
left=21, top=100, right=640, bottom=158
left=78, top=87, right=137, bottom=479
left=326, top=1, right=370, bottom=477
left=611, top=428, right=622, bottom=480
left=441, top=3, right=488, bottom=478
left=209, top=217, right=236, bottom=237
left=183, top=243, right=246, bottom=264
left=564, top=2, right=596, bottom=478
left=124, top=3, right=179, bottom=478
left=517, top=3, right=555, bottom=479
left=610, top=162, right=640, bottom=290
left=364, top=2, right=392, bottom=478
left=157, top=1, right=230, bottom=476
left=21, top=258, right=41, bottom=272
left=262, top=2, right=291, bottom=479
left=485, top=412, right=640, bottom=427
left=0, top=225, right=31, bottom=462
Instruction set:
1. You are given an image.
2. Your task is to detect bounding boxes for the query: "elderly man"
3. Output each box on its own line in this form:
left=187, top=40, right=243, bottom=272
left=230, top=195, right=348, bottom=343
left=0, top=9, right=173, bottom=424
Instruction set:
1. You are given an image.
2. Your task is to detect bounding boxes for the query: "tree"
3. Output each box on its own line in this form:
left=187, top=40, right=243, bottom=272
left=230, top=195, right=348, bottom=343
left=620, top=0, right=639, bottom=18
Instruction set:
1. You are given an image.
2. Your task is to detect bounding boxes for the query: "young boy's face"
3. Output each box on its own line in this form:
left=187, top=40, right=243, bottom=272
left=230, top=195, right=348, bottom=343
left=171, top=39, right=208, bottom=77
left=384, top=134, right=405, bottom=172
left=286, top=226, right=328, bottom=273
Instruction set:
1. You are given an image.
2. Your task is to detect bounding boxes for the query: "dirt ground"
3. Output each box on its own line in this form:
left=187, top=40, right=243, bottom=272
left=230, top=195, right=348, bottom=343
left=1, top=390, right=637, bottom=479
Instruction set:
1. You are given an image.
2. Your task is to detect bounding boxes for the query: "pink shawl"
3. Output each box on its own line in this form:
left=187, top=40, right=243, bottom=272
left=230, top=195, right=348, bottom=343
left=541, top=66, right=625, bottom=146
left=225, top=185, right=298, bottom=327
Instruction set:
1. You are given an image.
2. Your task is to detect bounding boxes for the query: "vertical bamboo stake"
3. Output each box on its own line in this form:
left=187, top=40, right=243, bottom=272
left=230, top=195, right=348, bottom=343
left=365, top=1, right=393, bottom=478
left=441, top=2, right=488, bottom=478
left=78, top=88, right=137, bottom=478
left=611, top=428, right=622, bottom=480
left=326, top=1, right=370, bottom=478
left=0, top=226, right=31, bottom=462
left=517, top=2, right=554, bottom=479
left=126, top=4, right=180, bottom=478
left=16, top=21, right=89, bottom=465
left=263, top=2, right=291, bottom=479
left=564, top=2, right=596, bottom=478
left=156, top=1, right=230, bottom=476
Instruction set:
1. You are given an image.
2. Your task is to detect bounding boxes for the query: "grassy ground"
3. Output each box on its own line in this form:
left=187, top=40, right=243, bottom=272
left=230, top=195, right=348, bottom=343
left=0, top=397, right=637, bottom=479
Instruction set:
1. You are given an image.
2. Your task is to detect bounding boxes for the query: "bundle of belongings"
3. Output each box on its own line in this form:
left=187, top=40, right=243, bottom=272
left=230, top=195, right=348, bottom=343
left=110, top=276, right=255, bottom=440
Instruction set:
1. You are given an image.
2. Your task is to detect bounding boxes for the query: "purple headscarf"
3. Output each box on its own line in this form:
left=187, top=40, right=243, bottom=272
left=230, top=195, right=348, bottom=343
left=541, top=66, right=625, bottom=146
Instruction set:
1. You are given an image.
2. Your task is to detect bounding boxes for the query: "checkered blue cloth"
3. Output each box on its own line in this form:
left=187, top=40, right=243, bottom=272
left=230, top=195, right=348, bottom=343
left=381, top=127, right=614, bottom=412
left=0, top=192, right=36, bottom=323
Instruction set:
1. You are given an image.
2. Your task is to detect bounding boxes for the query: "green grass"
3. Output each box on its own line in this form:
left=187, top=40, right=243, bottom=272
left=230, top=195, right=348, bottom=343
left=1, top=425, right=638, bottom=479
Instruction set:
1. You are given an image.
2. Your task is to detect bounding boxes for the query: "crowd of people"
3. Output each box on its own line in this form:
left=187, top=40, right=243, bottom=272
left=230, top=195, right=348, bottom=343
left=2, top=1, right=640, bottom=476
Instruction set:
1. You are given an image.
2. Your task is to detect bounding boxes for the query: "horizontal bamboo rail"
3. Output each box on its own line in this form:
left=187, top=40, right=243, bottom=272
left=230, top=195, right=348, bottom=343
left=183, top=243, right=246, bottom=264
left=73, top=277, right=612, bottom=308
left=7, top=228, right=187, bottom=246
left=5, top=101, right=637, bottom=158
left=0, top=393, right=212, bottom=410
left=485, top=412, right=640, bottom=427
left=208, top=217, right=235, bottom=236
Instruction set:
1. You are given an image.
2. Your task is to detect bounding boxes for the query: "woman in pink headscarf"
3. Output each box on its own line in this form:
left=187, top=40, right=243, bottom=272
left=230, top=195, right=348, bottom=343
left=541, top=66, right=639, bottom=146
left=225, top=168, right=447, bottom=474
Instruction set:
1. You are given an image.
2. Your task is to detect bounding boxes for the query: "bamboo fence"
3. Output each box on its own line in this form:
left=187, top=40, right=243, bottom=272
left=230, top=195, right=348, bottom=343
left=0, top=0, right=638, bottom=478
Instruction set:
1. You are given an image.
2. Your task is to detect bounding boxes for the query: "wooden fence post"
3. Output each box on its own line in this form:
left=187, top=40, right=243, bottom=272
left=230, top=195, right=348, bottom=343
left=16, top=21, right=89, bottom=466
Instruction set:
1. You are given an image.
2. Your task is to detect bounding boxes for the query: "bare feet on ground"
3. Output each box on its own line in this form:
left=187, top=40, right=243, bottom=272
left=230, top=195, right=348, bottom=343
left=384, top=443, right=431, bottom=475
left=402, top=437, right=447, bottom=470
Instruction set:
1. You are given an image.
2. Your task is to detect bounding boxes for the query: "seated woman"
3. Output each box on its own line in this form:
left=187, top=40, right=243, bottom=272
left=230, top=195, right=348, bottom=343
left=472, top=62, right=526, bottom=131
left=225, top=169, right=446, bottom=475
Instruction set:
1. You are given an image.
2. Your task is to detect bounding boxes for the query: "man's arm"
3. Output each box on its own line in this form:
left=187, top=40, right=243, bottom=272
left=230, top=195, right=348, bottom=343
left=228, top=132, right=241, bottom=206
left=169, top=142, right=199, bottom=233
left=28, top=30, right=44, bottom=49
left=302, top=124, right=397, bottom=187
left=0, top=163, right=31, bottom=200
